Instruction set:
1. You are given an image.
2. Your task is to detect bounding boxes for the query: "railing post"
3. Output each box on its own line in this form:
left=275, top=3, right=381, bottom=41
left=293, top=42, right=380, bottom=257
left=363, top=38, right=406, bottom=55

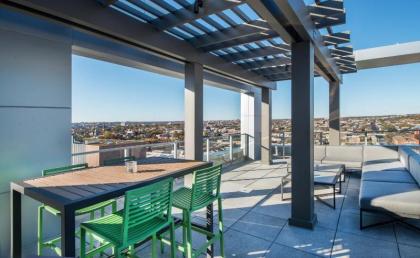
left=206, top=138, right=210, bottom=162
left=173, top=142, right=178, bottom=159
left=365, top=132, right=368, bottom=146
left=275, top=145, right=279, bottom=156
left=124, top=148, right=130, bottom=158
left=229, top=135, right=233, bottom=161
left=282, top=131, right=285, bottom=157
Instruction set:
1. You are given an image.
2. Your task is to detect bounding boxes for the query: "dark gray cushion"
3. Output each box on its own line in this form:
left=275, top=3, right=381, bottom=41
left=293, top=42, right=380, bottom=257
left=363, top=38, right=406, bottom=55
left=409, top=155, right=420, bottom=186
left=362, top=169, right=416, bottom=184
left=362, top=161, right=406, bottom=173
left=399, top=146, right=417, bottom=170
left=363, top=146, right=399, bottom=164
left=359, top=180, right=420, bottom=218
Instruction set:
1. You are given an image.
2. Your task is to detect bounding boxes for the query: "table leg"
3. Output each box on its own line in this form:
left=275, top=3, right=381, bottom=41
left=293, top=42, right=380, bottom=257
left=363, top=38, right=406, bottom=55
left=61, top=208, right=76, bottom=257
left=206, top=203, right=214, bottom=258
left=11, top=189, right=22, bottom=258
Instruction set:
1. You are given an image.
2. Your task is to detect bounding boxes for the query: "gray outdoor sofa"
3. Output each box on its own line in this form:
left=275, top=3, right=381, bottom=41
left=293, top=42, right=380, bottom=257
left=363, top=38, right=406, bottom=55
left=359, top=146, right=420, bottom=229
left=315, top=145, right=364, bottom=171
left=315, top=145, right=420, bottom=229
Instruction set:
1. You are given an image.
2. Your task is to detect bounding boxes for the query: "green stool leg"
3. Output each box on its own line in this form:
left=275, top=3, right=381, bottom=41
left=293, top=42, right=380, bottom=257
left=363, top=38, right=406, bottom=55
left=218, top=197, right=225, bottom=258
left=186, top=212, right=193, bottom=258
left=37, top=206, right=44, bottom=256
left=182, top=211, right=188, bottom=258
left=89, top=212, right=95, bottom=250
left=170, top=220, right=176, bottom=258
left=152, top=233, right=158, bottom=258
left=80, top=228, right=86, bottom=258
left=160, top=238, right=165, bottom=254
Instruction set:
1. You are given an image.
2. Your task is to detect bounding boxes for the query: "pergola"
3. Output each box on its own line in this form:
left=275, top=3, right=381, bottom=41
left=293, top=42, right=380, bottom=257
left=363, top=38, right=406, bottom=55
left=1, top=0, right=359, bottom=256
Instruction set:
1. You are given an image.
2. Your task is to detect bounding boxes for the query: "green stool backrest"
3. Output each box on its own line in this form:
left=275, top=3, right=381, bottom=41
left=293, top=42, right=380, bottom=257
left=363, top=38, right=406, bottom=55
left=42, top=163, right=88, bottom=176
left=122, top=178, right=173, bottom=246
left=103, top=156, right=135, bottom=166
left=191, top=165, right=222, bottom=210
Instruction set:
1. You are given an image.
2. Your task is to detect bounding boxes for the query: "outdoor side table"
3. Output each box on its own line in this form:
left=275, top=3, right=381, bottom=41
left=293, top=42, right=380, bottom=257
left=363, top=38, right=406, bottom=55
left=313, top=164, right=345, bottom=209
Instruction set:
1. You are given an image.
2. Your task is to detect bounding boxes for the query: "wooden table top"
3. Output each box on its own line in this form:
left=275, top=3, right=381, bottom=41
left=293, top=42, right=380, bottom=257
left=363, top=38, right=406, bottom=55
left=11, top=157, right=211, bottom=210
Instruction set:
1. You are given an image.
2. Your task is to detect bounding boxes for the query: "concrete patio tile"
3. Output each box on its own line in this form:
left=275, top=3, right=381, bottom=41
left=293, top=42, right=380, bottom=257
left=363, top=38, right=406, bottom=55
left=265, top=243, right=322, bottom=258
left=341, top=194, right=360, bottom=212
left=245, top=177, right=282, bottom=191
left=234, top=169, right=273, bottom=180
left=221, top=171, right=246, bottom=181
left=275, top=224, right=335, bottom=257
left=395, top=223, right=420, bottom=247
left=337, top=210, right=396, bottom=242
left=193, top=207, right=247, bottom=230
left=331, top=231, right=400, bottom=258
left=231, top=211, right=287, bottom=242
left=222, top=193, right=266, bottom=211
left=214, top=228, right=271, bottom=258
left=315, top=208, right=341, bottom=230
left=347, top=175, right=361, bottom=190
left=398, top=243, right=420, bottom=258
left=220, top=180, right=254, bottom=195
left=251, top=193, right=292, bottom=219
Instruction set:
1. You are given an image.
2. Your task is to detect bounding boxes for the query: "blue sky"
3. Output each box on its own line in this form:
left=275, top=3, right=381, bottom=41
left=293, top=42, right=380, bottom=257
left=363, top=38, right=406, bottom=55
left=72, top=0, right=420, bottom=122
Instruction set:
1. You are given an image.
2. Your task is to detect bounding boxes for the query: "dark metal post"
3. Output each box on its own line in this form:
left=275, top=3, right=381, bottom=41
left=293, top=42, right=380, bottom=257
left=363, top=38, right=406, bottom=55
left=61, top=208, right=76, bottom=256
left=289, top=41, right=317, bottom=229
left=184, top=62, right=204, bottom=161
left=11, top=189, right=22, bottom=258
left=329, top=80, right=340, bottom=145
left=206, top=204, right=214, bottom=258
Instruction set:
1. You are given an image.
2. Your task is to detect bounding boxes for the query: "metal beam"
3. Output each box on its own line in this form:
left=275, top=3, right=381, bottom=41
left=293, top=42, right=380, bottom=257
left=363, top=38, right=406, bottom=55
left=201, top=30, right=278, bottom=52
left=355, top=41, right=420, bottom=70
left=247, top=0, right=342, bottom=83
left=96, top=0, right=117, bottom=6
left=154, top=0, right=243, bottom=30
left=242, top=56, right=291, bottom=70
left=1, top=0, right=274, bottom=88
left=220, top=45, right=289, bottom=62
left=189, top=20, right=271, bottom=48
left=323, top=31, right=350, bottom=46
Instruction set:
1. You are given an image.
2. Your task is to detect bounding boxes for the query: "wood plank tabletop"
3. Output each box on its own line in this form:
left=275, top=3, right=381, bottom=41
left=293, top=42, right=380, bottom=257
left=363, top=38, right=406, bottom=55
left=11, top=157, right=211, bottom=211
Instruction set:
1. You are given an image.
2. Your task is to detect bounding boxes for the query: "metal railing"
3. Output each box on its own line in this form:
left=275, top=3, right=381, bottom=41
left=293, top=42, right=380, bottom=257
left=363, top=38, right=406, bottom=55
left=272, top=129, right=420, bottom=147
left=203, top=134, right=245, bottom=166
left=72, top=133, right=247, bottom=167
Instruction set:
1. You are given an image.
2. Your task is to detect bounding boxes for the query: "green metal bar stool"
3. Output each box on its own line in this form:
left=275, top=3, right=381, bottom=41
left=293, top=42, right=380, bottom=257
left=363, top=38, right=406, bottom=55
left=80, top=178, right=176, bottom=258
left=37, top=163, right=117, bottom=256
left=161, top=165, right=225, bottom=258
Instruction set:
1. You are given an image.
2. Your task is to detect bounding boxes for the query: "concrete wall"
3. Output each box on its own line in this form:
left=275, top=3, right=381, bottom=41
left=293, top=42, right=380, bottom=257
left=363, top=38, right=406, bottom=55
left=241, top=88, right=262, bottom=160
left=0, top=9, right=72, bottom=256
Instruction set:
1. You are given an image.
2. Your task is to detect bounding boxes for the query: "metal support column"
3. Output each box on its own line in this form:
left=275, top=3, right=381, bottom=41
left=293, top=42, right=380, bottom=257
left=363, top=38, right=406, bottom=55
left=329, top=80, right=340, bottom=145
left=289, top=41, right=317, bottom=229
left=184, top=62, right=204, bottom=161
left=261, top=87, right=272, bottom=164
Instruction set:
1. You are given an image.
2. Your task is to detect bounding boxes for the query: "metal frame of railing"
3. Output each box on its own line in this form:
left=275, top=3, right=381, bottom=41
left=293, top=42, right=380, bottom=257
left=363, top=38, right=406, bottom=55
left=72, top=133, right=247, bottom=166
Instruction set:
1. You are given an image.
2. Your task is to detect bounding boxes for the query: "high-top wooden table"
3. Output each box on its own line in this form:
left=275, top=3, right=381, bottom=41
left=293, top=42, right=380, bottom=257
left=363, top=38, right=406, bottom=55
left=11, top=157, right=212, bottom=257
